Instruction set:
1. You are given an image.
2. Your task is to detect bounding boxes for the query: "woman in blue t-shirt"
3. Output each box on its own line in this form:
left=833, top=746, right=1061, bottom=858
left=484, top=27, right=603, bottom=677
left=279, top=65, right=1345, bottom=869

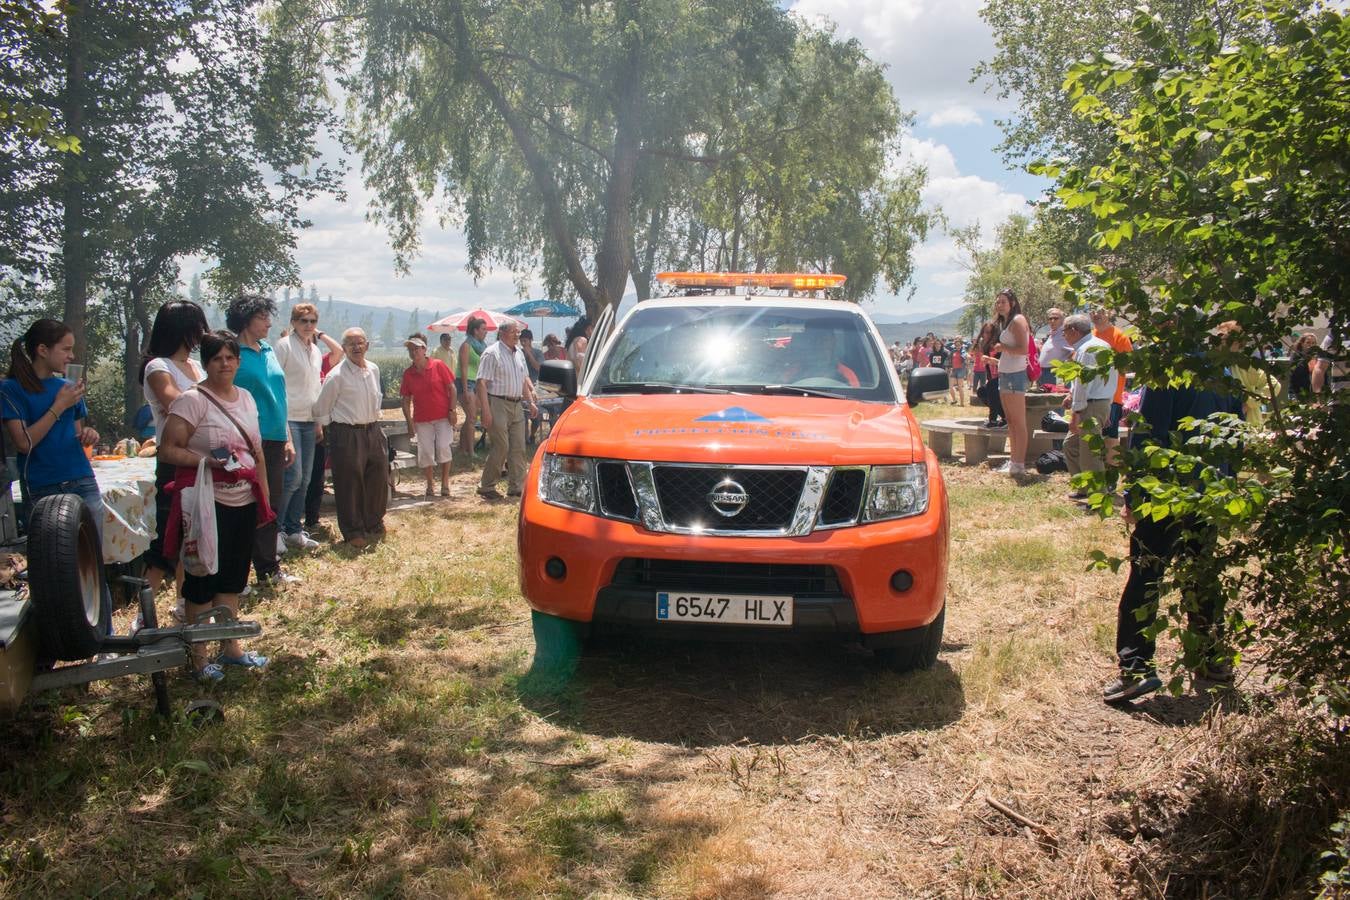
left=1, top=319, right=103, bottom=528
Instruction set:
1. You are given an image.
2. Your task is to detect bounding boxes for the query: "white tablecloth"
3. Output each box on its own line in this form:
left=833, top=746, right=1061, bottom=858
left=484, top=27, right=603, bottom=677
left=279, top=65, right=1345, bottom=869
left=90, top=456, right=157, bottom=564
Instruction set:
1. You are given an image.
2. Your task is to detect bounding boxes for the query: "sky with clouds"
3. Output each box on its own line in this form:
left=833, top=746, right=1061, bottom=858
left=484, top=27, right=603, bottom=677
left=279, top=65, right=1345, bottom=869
left=201, top=0, right=1048, bottom=325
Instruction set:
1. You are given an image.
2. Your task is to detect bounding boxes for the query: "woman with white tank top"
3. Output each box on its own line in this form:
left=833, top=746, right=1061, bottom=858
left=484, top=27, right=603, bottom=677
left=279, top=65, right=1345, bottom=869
left=137, top=300, right=210, bottom=624
left=993, top=290, right=1031, bottom=476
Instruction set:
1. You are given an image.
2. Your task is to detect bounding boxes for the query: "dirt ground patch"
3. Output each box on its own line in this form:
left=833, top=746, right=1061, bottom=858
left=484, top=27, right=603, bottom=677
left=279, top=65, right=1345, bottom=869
left=0, top=455, right=1314, bottom=897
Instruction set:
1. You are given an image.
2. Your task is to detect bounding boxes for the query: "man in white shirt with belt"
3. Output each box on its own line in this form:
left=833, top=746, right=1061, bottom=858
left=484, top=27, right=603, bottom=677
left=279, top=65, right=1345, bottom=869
left=1062, top=313, right=1116, bottom=498
left=313, top=328, right=388, bottom=548
left=475, top=322, right=539, bottom=500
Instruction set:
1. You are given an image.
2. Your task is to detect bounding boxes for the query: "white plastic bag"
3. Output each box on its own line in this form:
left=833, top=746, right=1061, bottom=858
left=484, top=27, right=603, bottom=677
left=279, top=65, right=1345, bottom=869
left=180, top=456, right=218, bottom=576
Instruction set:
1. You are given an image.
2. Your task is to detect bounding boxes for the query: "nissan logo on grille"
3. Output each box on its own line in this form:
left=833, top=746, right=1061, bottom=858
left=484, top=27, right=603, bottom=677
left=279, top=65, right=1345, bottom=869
left=706, top=478, right=749, bottom=517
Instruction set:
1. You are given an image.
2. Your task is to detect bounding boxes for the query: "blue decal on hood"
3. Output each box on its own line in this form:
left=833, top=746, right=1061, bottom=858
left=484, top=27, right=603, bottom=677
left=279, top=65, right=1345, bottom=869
left=694, top=406, right=771, bottom=423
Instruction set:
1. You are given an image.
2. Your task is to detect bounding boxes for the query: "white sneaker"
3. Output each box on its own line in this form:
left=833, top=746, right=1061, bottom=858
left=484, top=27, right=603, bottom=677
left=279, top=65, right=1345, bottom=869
left=284, top=531, right=320, bottom=551
left=993, top=461, right=1013, bottom=474
left=276, top=533, right=288, bottom=556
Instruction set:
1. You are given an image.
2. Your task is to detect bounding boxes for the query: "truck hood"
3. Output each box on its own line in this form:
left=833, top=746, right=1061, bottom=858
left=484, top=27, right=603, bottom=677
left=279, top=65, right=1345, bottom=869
left=545, top=394, right=923, bottom=465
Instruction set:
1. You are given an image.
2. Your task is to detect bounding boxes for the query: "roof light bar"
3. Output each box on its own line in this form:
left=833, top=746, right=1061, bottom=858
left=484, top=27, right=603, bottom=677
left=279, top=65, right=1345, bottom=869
left=655, top=271, right=847, bottom=291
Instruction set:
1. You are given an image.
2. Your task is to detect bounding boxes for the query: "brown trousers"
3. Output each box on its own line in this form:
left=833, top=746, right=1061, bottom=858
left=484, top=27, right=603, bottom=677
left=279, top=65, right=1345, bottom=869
left=1065, top=398, right=1111, bottom=476
left=480, top=395, right=528, bottom=493
left=327, top=422, right=389, bottom=541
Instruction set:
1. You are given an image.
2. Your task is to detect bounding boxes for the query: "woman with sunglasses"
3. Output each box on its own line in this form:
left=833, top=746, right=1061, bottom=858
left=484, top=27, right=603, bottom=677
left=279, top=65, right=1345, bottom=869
left=1038, top=308, right=1073, bottom=386
left=274, top=303, right=342, bottom=552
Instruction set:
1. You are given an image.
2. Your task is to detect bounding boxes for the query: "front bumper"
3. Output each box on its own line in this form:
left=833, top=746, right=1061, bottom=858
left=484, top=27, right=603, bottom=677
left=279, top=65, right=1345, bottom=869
left=517, top=453, right=949, bottom=639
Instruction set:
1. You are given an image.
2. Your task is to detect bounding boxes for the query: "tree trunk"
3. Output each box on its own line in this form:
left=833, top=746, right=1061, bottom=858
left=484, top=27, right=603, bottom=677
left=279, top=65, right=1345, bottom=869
left=122, top=321, right=140, bottom=433
left=61, top=0, right=89, bottom=362
left=122, top=281, right=153, bottom=430
left=590, top=6, right=643, bottom=321
left=631, top=204, right=667, bottom=301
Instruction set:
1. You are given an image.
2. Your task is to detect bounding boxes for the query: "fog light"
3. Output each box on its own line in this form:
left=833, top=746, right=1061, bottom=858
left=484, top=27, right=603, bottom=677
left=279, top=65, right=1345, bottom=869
left=890, top=570, right=914, bottom=592
left=545, top=557, right=567, bottom=580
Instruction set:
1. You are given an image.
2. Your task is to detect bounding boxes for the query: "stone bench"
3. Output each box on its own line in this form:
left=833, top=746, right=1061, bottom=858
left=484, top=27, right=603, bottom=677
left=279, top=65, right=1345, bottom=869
left=922, top=418, right=1063, bottom=466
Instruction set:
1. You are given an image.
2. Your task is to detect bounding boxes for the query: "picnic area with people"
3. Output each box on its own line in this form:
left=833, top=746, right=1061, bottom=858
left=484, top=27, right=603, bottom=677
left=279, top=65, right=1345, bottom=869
left=0, top=0, right=1346, bottom=896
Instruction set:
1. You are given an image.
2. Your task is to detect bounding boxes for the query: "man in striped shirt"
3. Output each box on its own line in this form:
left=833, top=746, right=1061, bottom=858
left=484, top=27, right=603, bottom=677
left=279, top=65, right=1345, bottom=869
left=475, top=322, right=539, bottom=500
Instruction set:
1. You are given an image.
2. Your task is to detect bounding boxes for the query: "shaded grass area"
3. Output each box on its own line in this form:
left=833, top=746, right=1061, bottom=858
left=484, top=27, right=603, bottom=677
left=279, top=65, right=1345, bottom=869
left=0, top=458, right=1341, bottom=897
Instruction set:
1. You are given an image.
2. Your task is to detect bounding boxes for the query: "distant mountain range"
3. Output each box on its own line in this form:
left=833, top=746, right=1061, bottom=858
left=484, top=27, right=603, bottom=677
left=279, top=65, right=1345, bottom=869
left=872, top=306, right=974, bottom=345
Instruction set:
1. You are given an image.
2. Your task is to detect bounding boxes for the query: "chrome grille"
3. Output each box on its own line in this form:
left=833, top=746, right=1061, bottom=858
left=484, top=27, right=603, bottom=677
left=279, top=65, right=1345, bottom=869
left=651, top=466, right=807, bottom=531
left=597, top=461, right=638, bottom=520
left=820, top=468, right=866, bottom=526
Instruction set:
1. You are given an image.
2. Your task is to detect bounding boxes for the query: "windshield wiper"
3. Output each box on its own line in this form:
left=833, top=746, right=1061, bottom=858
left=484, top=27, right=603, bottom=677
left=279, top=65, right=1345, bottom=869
left=759, top=384, right=850, bottom=400
left=599, top=382, right=734, bottom=395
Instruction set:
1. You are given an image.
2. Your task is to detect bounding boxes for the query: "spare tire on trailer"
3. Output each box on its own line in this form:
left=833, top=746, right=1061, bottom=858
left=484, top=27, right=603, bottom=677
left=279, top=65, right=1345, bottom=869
left=27, top=493, right=108, bottom=660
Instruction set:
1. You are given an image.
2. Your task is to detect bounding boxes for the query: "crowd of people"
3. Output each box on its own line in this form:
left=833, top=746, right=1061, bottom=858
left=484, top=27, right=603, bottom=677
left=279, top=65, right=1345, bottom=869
left=2, top=294, right=1341, bottom=696
left=887, top=294, right=1332, bottom=482
left=890, top=293, right=1343, bottom=704
left=0, top=296, right=578, bottom=682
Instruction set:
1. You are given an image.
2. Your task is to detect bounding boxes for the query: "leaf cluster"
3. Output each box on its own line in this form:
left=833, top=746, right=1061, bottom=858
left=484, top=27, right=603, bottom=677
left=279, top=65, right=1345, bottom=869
left=280, top=0, right=933, bottom=313
left=1043, top=0, right=1349, bottom=711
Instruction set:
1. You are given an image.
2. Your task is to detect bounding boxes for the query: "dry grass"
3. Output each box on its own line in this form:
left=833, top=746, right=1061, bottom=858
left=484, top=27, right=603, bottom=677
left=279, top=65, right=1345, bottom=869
left=0, top=440, right=1340, bottom=898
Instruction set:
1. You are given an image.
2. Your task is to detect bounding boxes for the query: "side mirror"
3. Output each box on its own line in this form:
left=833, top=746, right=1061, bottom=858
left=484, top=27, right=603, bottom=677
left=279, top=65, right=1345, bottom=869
left=906, top=366, right=949, bottom=406
left=539, top=359, right=577, bottom=398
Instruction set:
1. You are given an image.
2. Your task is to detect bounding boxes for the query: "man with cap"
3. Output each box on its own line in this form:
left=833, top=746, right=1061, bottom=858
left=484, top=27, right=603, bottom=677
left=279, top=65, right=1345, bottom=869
left=399, top=333, right=457, bottom=497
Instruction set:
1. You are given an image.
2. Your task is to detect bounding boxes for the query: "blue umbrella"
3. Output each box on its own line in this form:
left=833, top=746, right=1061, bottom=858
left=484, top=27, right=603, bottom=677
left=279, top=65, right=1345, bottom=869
left=504, top=299, right=578, bottom=318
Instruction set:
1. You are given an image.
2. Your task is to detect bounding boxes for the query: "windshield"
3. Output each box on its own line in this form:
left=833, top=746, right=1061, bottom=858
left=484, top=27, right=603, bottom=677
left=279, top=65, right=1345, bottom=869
left=590, top=305, right=897, bottom=403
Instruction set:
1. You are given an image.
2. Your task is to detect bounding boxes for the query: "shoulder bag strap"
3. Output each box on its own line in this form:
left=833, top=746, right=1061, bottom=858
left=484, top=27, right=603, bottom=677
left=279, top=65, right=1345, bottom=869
left=198, top=387, right=262, bottom=460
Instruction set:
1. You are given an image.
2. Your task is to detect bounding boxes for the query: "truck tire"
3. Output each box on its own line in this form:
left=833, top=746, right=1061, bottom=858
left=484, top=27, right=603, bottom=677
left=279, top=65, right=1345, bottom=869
left=876, top=604, right=945, bottom=673
left=27, top=493, right=109, bottom=661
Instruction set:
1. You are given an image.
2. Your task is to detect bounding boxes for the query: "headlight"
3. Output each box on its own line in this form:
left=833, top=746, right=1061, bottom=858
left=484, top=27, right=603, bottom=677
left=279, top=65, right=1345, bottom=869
left=539, top=453, right=597, bottom=512
left=862, top=464, right=929, bottom=521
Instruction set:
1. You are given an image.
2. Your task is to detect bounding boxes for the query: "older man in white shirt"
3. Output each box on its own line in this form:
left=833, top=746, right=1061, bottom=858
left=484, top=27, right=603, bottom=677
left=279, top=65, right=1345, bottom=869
left=1038, top=308, right=1074, bottom=385
left=1062, top=313, right=1116, bottom=498
left=313, top=328, right=388, bottom=548
left=476, top=322, right=539, bottom=500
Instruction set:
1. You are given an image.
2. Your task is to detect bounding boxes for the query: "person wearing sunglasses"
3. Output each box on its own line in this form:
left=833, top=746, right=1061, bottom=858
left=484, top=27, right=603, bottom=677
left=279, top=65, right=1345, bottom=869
left=274, top=303, right=342, bottom=552
left=1038, top=308, right=1073, bottom=386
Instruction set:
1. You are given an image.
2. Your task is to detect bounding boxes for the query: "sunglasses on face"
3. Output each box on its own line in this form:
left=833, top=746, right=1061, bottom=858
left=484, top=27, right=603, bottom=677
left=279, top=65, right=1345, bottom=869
left=297, top=318, right=318, bottom=325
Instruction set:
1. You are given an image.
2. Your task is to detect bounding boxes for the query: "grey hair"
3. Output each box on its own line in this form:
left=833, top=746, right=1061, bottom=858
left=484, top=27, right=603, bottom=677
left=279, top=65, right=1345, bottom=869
left=1063, top=313, right=1092, bottom=337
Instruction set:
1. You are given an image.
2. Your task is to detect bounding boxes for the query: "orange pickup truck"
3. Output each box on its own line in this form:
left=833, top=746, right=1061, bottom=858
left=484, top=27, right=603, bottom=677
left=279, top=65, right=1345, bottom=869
left=518, top=273, right=950, bottom=671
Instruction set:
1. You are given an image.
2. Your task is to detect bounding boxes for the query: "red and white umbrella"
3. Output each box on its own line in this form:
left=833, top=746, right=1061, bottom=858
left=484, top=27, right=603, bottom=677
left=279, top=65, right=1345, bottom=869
left=425, top=308, right=526, bottom=333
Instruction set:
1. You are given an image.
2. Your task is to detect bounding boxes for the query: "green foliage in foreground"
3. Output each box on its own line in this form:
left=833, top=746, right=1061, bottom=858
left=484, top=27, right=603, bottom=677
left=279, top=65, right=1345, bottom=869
left=1034, top=1, right=1349, bottom=713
